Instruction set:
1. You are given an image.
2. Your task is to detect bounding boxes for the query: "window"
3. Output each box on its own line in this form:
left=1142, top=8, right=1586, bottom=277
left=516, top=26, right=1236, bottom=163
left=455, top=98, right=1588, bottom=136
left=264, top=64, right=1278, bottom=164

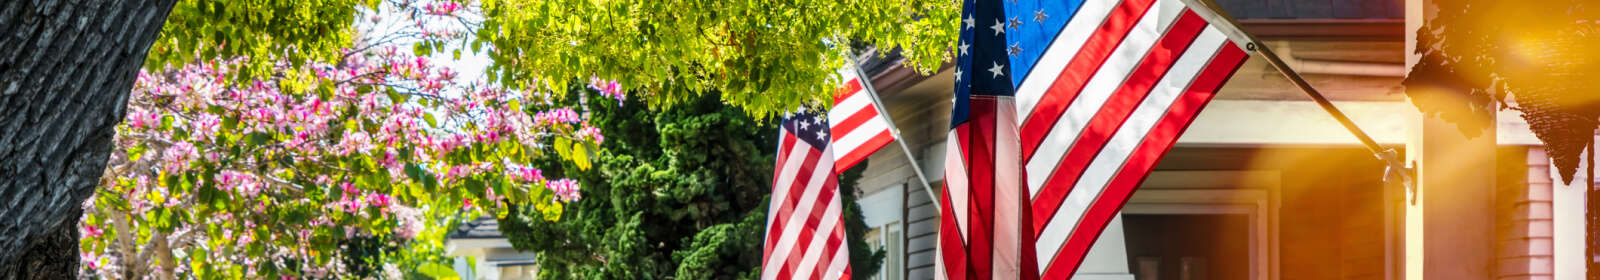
left=866, top=222, right=903, bottom=280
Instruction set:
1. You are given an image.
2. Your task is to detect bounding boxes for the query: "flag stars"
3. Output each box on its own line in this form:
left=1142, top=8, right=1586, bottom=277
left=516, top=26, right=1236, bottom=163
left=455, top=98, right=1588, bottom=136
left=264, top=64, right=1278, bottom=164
left=1008, top=43, right=1023, bottom=56
left=1008, top=17, right=1023, bottom=30
left=1034, top=10, right=1049, bottom=22
left=988, top=62, right=1005, bottom=78
left=955, top=67, right=964, bottom=82
left=964, top=16, right=975, bottom=30
left=817, top=130, right=828, bottom=141
left=959, top=41, right=970, bottom=56
left=800, top=119, right=810, bottom=129
left=990, top=20, right=1006, bottom=35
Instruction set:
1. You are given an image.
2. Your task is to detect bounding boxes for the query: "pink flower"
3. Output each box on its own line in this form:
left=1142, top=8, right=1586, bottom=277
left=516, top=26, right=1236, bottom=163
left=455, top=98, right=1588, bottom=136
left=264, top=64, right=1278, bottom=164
left=368, top=194, right=393, bottom=208
left=512, top=166, right=543, bottom=182
left=576, top=126, right=604, bottom=144
left=81, top=225, right=103, bottom=239
left=190, top=113, right=221, bottom=140
left=162, top=142, right=200, bottom=172
left=340, top=194, right=364, bottom=213
left=128, top=110, right=162, bottom=130
left=546, top=179, right=581, bottom=202
left=337, top=131, right=374, bottom=155
left=588, top=77, right=625, bottom=102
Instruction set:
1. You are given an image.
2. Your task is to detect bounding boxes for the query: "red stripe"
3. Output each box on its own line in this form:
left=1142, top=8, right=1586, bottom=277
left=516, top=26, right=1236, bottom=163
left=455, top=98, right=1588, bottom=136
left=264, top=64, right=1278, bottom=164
left=770, top=133, right=797, bottom=196
left=1040, top=42, right=1249, bottom=279
left=765, top=140, right=823, bottom=270
left=834, top=78, right=865, bottom=103
left=833, top=131, right=893, bottom=173
left=967, top=97, right=1000, bottom=280
left=830, top=104, right=882, bottom=141
left=807, top=222, right=848, bottom=280
left=939, top=125, right=970, bottom=280
left=778, top=175, right=841, bottom=280
left=764, top=132, right=802, bottom=263
left=1018, top=0, right=1159, bottom=162
left=1029, top=11, right=1208, bottom=236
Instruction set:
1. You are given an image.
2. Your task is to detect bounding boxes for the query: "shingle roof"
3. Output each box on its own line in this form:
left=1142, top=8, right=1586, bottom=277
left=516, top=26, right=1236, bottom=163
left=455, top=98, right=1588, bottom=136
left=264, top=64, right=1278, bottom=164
left=449, top=216, right=504, bottom=239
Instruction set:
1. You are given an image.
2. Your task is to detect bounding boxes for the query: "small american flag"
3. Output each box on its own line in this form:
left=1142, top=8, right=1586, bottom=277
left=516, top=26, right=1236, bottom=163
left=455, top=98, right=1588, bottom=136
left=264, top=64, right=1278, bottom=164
left=762, top=108, right=855, bottom=280
left=940, top=0, right=1252, bottom=279
left=828, top=67, right=897, bottom=173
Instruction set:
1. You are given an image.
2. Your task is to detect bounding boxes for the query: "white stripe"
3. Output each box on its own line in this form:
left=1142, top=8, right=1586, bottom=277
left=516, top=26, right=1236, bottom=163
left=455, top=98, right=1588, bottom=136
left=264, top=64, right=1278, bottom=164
left=1015, top=0, right=1125, bottom=119
left=991, top=97, right=1024, bottom=278
left=942, top=130, right=970, bottom=234
left=791, top=186, right=845, bottom=280
left=935, top=244, right=949, bottom=280
left=831, top=119, right=891, bottom=157
left=766, top=136, right=811, bottom=238
left=1024, top=0, right=1184, bottom=197
left=836, top=67, right=862, bottom=88
left=762, top=146, right=838, bottom=280
left=828, top=91, right=875, bottom=129
left=1035, top=27, right=1228, bottom=271
left=825, top=237, right=852, bottom=279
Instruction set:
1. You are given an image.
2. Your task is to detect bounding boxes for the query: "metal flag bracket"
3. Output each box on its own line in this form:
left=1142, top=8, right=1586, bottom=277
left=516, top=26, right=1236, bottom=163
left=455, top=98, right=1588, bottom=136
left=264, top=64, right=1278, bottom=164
left=1375, top=149, right=1417, bottom=204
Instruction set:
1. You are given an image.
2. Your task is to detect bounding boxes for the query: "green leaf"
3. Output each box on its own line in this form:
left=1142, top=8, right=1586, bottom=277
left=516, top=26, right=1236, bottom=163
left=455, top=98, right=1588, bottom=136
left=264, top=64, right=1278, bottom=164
left=465, top=177, right=486, bottom=198
left=387, top=87, right=406, bottom=103
left=247, top=133, right=271, bottom=147
left=418, top=262, right=460, bottom=280
left=414, top=43, right=432, bottom=56
left=160, top=115, right=175, bottom=131
left=404, top=163, right=425, bottom=181
left=571, top=142, right=591, bottom=170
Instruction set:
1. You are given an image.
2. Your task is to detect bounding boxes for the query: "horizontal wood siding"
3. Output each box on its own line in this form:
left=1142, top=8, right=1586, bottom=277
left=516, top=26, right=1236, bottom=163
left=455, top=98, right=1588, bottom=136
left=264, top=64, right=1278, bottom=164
left=1498, top=147, right=1554, bottom=280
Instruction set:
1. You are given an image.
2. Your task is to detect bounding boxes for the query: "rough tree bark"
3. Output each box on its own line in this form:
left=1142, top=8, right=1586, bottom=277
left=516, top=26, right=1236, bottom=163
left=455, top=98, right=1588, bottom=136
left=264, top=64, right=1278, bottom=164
left=0, top=0, right=179, bottom=278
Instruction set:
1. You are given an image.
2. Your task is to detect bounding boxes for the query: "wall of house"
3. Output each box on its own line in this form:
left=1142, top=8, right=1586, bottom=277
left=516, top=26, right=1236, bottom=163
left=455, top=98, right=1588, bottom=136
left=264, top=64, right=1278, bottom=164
left=1497, top=147, right=1555, bottom=280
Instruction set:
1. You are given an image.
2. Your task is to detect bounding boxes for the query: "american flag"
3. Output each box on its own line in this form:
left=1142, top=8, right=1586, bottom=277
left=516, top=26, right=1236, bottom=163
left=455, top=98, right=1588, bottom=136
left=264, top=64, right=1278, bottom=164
left=763, top=108, right=855, bottom=280
left=938, top=0, right=1252, bottom=278
left=828, top=66, right=897, bottom=173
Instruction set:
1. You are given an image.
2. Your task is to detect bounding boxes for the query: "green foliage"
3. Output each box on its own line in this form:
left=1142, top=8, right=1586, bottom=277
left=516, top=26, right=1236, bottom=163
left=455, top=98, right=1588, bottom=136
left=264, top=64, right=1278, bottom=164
left=501, top=87, right=883, bottom=279
left=148, top=0, right=365, bottom=77
left=474, top=0, right=960, bottom=115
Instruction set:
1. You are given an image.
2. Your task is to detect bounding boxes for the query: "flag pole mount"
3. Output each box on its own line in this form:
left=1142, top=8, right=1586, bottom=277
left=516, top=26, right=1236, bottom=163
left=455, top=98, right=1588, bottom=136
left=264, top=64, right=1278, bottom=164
left=1189, top=0, right=1416, bottom=201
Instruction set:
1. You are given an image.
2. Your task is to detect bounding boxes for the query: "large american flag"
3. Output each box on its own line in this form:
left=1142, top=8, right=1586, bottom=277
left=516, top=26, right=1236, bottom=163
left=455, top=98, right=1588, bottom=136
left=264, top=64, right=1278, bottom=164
left=763, top=109, right=856, bottom=280
left=938, top=0, right=1252, bottom=278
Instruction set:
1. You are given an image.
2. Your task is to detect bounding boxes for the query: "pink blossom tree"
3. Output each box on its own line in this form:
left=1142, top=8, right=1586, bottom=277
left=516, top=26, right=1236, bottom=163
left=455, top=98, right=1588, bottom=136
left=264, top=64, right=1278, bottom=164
left=77, top=1, right=612, bottom=278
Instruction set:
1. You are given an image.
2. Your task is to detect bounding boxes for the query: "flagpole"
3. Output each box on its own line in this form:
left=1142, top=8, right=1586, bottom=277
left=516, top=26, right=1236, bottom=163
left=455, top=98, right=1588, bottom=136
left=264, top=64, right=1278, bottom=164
left=1186, top=0, right=1415, bottom=196
left=843, top=52, right=942, bottom=209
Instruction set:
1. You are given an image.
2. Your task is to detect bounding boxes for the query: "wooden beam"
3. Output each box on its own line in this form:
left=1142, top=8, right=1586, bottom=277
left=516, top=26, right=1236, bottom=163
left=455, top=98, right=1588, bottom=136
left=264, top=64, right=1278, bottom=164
left=1238, top=19, right=1404, bottom=41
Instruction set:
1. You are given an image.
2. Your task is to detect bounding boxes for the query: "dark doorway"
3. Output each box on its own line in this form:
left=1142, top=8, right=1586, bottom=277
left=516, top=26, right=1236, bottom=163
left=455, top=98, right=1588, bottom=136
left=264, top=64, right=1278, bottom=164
left=1122, top=214, right=1253, bottom=280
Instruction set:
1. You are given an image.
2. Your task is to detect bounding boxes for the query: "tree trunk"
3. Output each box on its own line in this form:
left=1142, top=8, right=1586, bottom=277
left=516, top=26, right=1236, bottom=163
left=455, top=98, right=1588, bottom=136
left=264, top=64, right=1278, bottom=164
left=0, top=0, right=178, bottom=278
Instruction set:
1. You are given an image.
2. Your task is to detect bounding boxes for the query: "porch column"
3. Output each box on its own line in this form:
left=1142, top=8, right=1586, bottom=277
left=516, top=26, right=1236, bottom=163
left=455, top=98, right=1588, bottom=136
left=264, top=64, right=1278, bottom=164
left=1404, top=0, right=1497, bottom=278
left=1554, top=140, right=1591, bottom=279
